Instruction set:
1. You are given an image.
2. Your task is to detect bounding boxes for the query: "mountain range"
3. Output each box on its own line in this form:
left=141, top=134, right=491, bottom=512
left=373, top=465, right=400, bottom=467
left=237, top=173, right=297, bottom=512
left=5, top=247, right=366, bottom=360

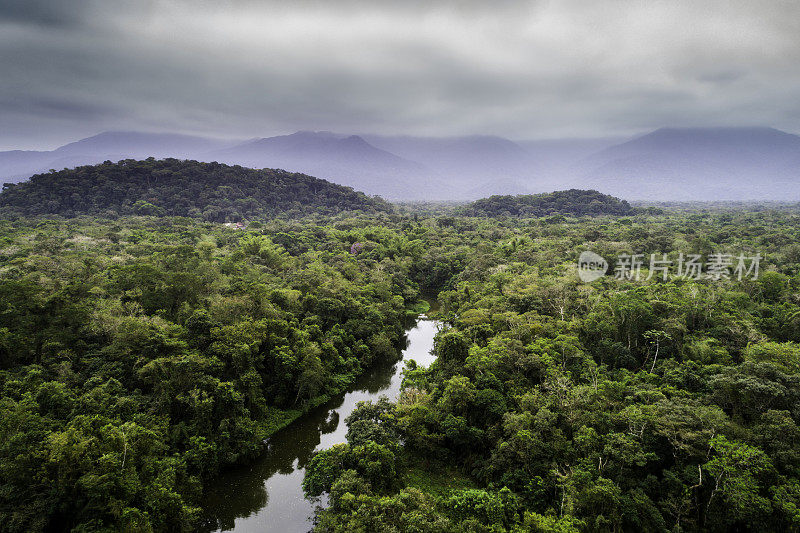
left=208, top=131, right=435, bottom=199
left=3, top=127, right=800, bottom=201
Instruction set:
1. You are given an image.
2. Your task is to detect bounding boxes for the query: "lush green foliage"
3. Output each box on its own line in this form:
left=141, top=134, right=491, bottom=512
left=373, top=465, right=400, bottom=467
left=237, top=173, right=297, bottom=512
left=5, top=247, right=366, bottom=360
left=5, top=200, right=800, bottom=532
left=457, top=189, right=635, bottom=218
left=0, top=159, right=391, bottom=220
left=0, top=215, right=423, bottom=531
left=306, top=207, right=800, bottom=532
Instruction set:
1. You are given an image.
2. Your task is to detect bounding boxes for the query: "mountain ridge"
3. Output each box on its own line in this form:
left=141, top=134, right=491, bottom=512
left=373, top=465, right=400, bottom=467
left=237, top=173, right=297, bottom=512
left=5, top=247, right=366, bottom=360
left=3, top=126, right=800, bottom=201
left=574, top=126, right=800, bottom=200
left=206, top=131, right=435, bottom=199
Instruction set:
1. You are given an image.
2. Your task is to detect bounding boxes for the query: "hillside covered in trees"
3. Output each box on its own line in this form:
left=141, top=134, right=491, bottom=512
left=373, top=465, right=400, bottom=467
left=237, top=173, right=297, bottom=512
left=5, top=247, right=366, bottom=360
left=458, top=189, right=635, bottom=217
left=0, top=159, right=391, bottom=220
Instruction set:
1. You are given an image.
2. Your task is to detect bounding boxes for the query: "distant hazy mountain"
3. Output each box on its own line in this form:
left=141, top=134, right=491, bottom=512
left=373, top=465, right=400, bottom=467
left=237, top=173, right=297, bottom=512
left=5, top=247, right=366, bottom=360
left=0, top=131, right=235, bottom=186
left=364, top=134, right=536, bottom=196
left=4, top=126, right=800, bottom=201
left=56, top=131, right=232, bottom=159
left=518, top=137, right=625, bottom=190
left=465, top=178, right=533, bottom=199
left=204, top=131, right=438, bottom=199
left=0, top=130, right=629, bottom=200
left=572, top=127, right=800, bottom=200
left=364, top=134, right=529, bottom=174
left=0, top=150, right=116, bottom=184
left=0, top=151, right=63, bottom=183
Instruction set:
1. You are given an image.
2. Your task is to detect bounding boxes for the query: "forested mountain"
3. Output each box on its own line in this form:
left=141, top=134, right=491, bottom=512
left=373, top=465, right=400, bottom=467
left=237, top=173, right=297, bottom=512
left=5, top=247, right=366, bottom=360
left=0, top=159, right=391, bottom=220
left=458, top=189, right=635, bottom=217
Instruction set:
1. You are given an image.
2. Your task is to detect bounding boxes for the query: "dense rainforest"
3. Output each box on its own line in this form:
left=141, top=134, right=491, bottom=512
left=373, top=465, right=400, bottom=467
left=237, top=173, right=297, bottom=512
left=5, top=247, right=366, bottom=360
left=2, top=170, right=800, bottom=531
left=0, top=215, right=427, bottom=531
left=0, top=159, right=390, bottom=221
left=303, top=208, right=800, bottom=532
left=457, top=189, right=636, bottom=218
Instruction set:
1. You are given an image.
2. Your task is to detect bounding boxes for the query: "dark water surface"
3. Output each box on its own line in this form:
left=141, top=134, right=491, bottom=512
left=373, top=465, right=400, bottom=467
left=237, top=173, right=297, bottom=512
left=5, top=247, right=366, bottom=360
left=201, top=319, right=440, bottom=532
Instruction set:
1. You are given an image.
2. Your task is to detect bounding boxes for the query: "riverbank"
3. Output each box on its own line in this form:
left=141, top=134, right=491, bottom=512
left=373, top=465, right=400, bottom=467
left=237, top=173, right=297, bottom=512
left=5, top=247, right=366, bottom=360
left=250, top=299, right=434, bottom=448
left=201, top=316, right=441, bottom=532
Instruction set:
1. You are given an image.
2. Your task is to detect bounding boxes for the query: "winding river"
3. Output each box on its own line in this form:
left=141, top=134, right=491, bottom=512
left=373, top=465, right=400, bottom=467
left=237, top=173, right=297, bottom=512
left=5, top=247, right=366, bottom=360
left=201, top=318, right=441, bottom=532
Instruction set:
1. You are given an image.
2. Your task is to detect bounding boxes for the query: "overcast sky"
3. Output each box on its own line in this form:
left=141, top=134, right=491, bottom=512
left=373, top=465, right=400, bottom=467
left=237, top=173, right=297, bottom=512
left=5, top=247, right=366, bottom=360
left=1, top=0, right=799, bottom=150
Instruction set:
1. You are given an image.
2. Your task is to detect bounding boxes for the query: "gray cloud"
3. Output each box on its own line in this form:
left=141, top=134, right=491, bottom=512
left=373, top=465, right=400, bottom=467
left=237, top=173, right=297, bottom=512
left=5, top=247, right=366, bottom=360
left=1, top=0, right=800, bottom=149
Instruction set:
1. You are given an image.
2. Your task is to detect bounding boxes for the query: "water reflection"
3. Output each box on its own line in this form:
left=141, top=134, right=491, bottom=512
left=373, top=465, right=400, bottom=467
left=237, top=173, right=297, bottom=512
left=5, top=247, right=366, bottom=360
left=201, top=319, right=440, bottom=532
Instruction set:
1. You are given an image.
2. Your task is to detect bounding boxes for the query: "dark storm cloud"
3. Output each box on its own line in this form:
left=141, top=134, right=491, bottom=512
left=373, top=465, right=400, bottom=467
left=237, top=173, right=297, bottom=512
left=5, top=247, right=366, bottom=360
left=1, top=0, right=800, bottom=149
left=0, top=0, right=102, bottom=27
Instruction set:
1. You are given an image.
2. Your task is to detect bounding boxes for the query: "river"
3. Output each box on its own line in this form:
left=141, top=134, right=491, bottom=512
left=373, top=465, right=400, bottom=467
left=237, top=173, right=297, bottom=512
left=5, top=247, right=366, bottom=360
left=201, top=318, right=441, bottom=532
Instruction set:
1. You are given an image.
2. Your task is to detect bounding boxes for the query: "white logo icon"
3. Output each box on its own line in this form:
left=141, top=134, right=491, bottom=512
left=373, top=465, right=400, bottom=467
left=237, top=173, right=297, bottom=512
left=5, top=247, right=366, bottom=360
left=577, top=251, right=608, bottom=283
